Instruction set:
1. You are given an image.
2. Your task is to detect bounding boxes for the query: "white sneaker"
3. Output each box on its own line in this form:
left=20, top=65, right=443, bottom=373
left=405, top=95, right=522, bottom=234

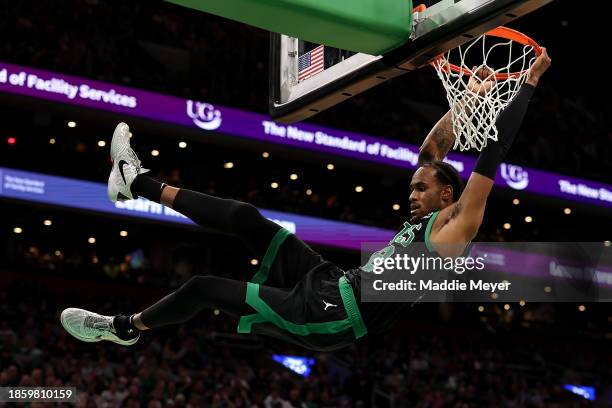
left=60, top=308, right=140, bottom=346
left=108, top=122, right=149, bottom=202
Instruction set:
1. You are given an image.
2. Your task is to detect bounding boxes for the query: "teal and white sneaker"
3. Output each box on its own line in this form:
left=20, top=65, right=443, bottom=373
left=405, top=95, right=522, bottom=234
left=60, top=308, right=140, bottom=346
left=107, top=122, right=149, bottom=203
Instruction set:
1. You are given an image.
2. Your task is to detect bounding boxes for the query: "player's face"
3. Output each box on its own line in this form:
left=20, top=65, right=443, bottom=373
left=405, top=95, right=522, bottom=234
left=409, top=167, right=448, bottom=222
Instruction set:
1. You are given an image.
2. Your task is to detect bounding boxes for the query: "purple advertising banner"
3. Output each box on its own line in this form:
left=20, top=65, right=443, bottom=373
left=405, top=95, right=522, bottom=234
left=1, top=61, right=611, bottom=208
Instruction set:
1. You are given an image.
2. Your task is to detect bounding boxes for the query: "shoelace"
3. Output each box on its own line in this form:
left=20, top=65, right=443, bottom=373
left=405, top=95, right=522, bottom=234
left=83, top=315, right=113, bottom=337
left=127, top=148, right=143, bottom=174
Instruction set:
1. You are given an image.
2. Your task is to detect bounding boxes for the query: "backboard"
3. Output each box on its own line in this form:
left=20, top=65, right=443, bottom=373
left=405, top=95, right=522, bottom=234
left=269, top=0, right=553, bottom=123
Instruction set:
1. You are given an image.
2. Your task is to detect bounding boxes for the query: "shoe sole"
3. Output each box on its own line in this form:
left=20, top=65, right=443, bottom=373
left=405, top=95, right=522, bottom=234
left=108, top=123, right=129, bottom=203
left=110, top=123, right=129, bottom=163
left=108, top=163, right=122, bottom=203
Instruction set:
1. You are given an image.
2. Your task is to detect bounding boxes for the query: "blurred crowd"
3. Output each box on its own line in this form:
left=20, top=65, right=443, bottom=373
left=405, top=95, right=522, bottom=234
left=0, top=282, right=350, bottom=408
left=1, top=275, right=607, bottom=408
left=0, top=0, right=609, bottom=181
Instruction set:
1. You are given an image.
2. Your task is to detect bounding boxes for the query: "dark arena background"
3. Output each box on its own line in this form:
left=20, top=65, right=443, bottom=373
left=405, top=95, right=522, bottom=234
left=0, top=0, right=611, bottom=407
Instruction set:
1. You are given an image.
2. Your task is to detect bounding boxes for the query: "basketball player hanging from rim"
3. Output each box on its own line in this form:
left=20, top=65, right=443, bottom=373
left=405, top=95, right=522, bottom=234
left=60, top=49, right=551, bottom=352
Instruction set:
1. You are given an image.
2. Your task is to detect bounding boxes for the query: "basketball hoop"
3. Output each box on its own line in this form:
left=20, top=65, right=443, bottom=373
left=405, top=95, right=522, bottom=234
left=431, top=27, right=542, bottom=151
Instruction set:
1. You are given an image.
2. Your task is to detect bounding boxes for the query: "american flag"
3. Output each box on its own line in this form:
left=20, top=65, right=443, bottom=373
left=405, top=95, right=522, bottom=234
left=298, top=45, right=324, bottom=82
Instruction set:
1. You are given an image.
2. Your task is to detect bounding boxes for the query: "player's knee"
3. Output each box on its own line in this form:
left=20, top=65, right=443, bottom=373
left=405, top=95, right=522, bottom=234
left=227, top=201, right=263, bottom=230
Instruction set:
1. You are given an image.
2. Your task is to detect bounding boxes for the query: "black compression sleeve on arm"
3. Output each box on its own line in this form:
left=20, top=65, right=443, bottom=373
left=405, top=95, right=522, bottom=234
left=473, top=83, right=536, bottom=179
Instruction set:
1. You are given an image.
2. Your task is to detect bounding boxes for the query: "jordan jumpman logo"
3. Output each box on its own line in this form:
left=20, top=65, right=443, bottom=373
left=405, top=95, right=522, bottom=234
left=323, top=300, right=338, bottom=311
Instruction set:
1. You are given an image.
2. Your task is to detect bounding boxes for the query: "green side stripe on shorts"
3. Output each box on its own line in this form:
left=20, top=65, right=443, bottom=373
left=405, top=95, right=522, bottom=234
left=338, top=276, right=367, bottom=339
left=424, top=210, right=440, bottom=253
left=237, top=313, right=266, bottom=333
left=251, top=228, right=292, bottom=285
left=239, top=282, right=353, bottom=336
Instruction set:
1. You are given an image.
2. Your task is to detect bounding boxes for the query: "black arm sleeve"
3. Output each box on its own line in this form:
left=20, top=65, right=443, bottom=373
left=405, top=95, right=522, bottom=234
left=473, top=83, right=536, bottom=179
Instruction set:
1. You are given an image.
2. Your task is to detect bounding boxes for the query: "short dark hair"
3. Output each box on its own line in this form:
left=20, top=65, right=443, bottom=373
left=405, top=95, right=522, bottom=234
left=421, top=161, right=463, bottom=202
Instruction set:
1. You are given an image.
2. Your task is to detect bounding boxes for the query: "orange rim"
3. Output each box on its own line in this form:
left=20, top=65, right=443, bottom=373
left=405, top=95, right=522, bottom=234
left=431, top=26, right=542, bottom=80
left=413, top=4, right=427, bottom=13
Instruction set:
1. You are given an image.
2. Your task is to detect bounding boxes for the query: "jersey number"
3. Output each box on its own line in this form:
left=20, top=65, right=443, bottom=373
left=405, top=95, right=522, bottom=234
left=361, top=222, right=421, bottom=272
left=392, top=221, right=422, bottom=248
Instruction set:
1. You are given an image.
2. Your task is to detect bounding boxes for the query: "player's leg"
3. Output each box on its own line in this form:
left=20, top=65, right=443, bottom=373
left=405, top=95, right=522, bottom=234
left=60, top=275, right=254, bottom=346
left=153, top=183, right=325, bottom=286
left=156, top=184, right=326, bottom=287
left=165, top=182, right=326, bottom=286
left=109, top=122, right=324, bottom=286
left=61, top=271, right=360, bottom=352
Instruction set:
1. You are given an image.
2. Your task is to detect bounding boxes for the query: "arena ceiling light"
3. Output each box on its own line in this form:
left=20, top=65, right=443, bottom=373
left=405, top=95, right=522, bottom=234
left=67, top=121, right=76, bottom=128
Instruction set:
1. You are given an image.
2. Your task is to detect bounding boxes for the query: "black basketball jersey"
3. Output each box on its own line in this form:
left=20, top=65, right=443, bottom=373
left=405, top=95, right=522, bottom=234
left=348, top=211, right=441, bottom=335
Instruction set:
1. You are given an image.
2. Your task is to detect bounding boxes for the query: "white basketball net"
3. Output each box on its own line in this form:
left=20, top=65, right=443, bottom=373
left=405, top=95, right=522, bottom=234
left=432, top=32, right=538, bottom=151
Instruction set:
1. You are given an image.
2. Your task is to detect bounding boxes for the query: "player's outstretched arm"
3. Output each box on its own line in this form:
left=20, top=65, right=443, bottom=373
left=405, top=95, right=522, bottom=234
left=418, top=110, right=455, bottom=164
left=432, top=49, right=552, bottom=247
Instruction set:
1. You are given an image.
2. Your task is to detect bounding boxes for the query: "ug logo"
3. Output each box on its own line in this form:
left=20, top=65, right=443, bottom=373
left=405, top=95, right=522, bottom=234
left=186, top=100, right=222, bottom=130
